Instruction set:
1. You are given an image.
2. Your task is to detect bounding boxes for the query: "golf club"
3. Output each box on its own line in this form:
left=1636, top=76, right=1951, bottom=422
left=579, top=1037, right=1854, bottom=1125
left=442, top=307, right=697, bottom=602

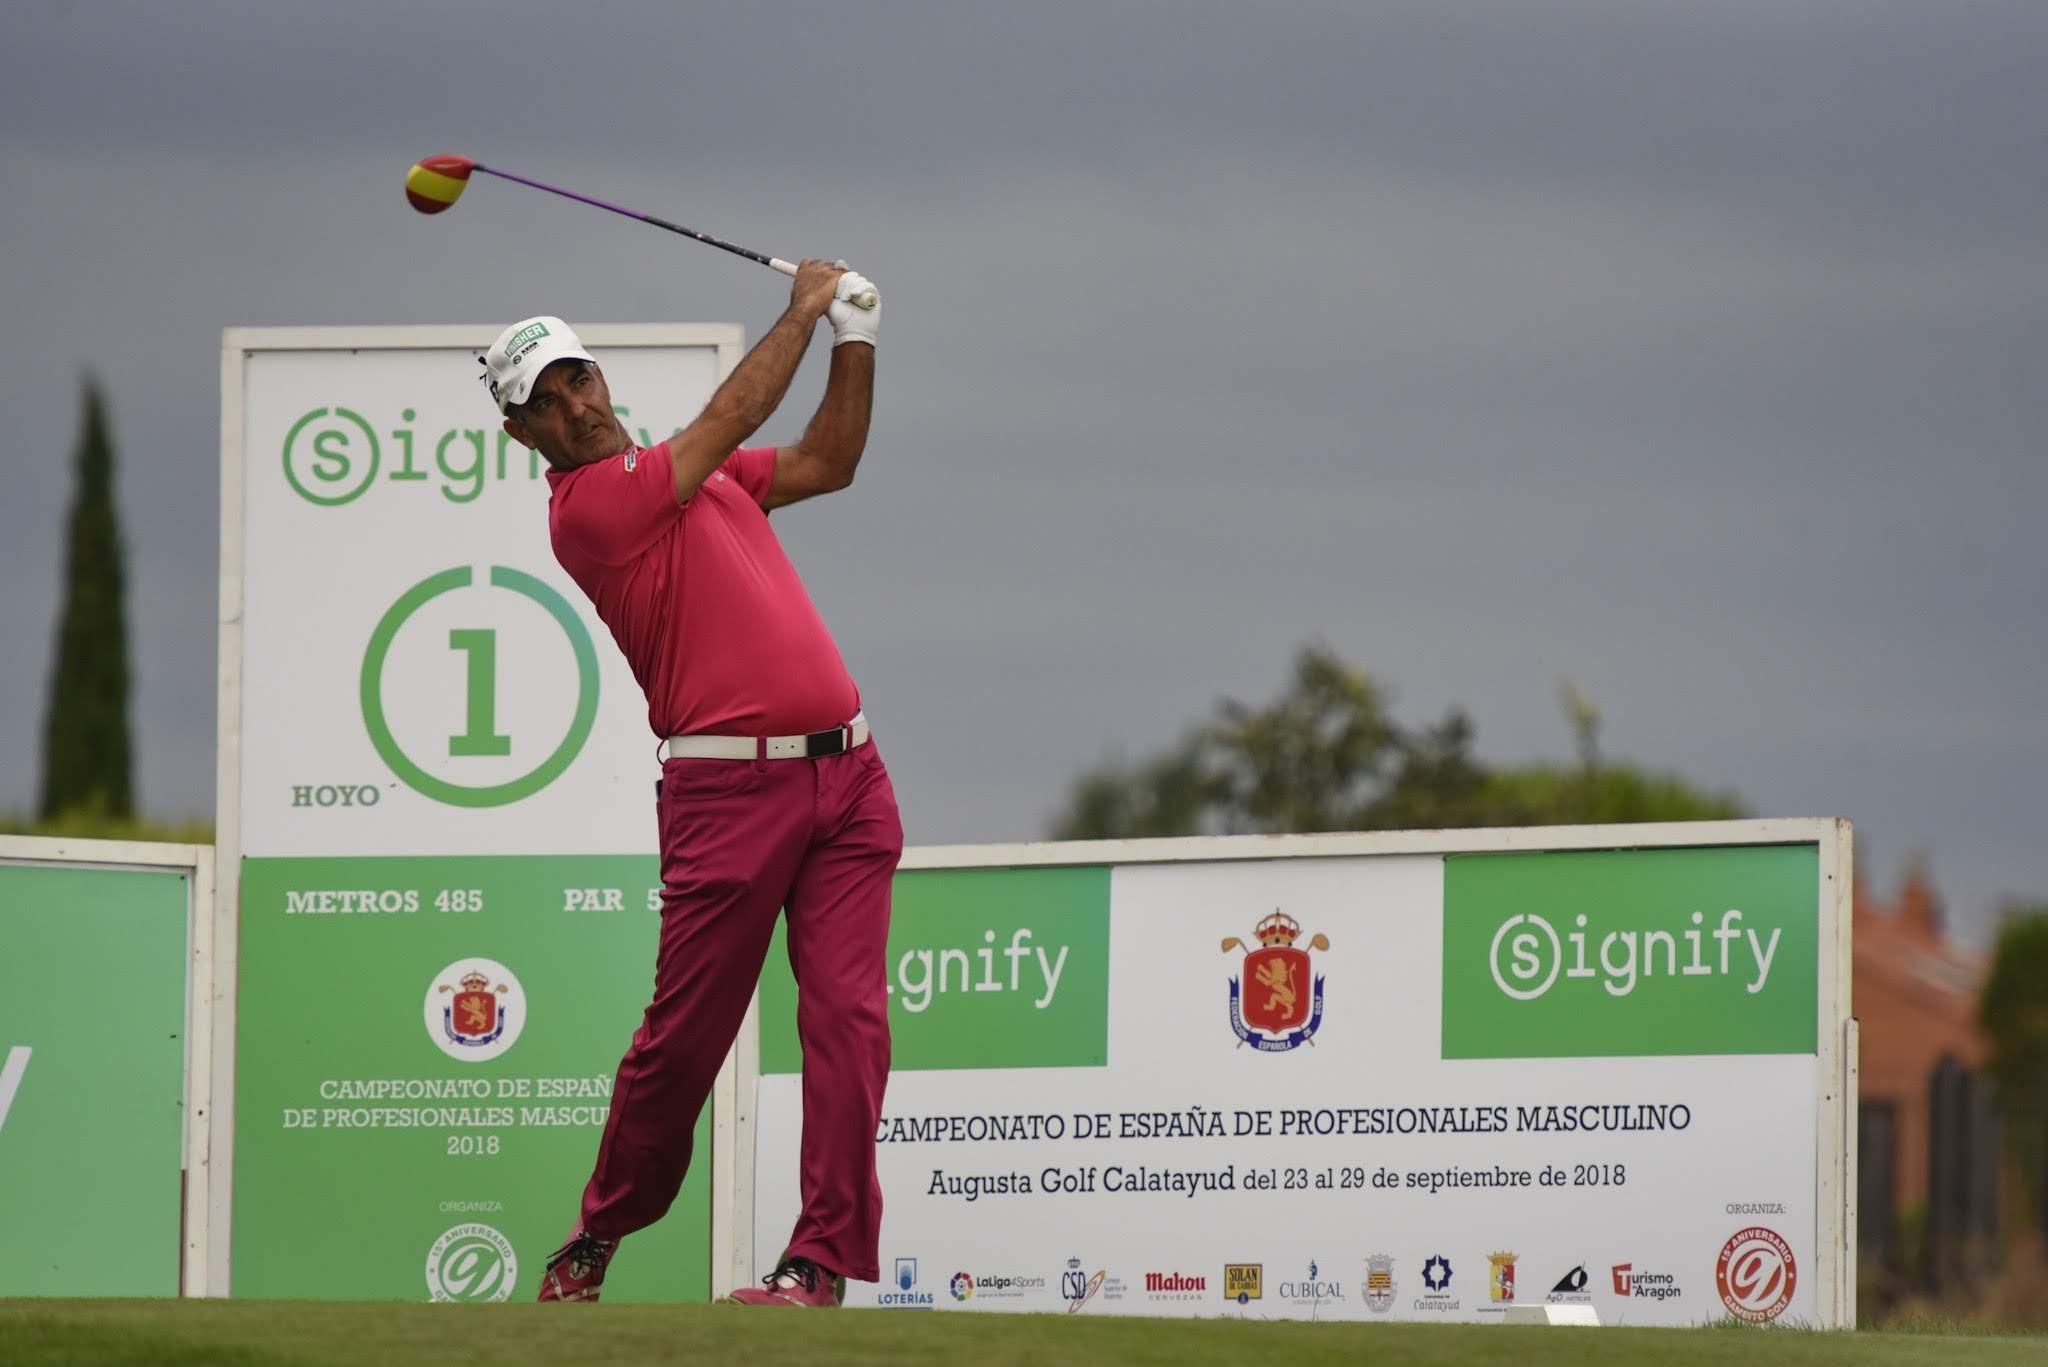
left=405, top=155, right=878, bottom=310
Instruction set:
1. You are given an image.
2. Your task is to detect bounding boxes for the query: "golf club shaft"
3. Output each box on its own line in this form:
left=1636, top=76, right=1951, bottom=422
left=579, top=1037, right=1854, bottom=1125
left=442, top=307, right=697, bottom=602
left=472, top=164, right=876, bottom=309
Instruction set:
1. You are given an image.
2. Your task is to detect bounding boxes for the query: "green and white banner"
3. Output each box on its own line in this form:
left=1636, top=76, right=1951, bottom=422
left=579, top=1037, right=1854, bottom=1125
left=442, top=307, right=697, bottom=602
left=222, top=326, right=740, bottom=1301
left=750, top=835, right=1848, bottom=1327
left=0, top=854, right=194, bottom=1296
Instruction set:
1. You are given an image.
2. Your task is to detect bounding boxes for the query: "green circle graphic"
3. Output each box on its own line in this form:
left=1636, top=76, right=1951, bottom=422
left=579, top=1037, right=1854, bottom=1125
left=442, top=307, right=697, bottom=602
left=360, top=566, right=600, bottom=807
left=282, top=406, right=381, bottom=506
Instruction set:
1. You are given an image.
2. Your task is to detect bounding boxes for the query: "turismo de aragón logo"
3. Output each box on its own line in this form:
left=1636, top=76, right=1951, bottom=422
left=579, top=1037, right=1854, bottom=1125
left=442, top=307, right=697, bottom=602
left=359, top=566, right=599, bottom=807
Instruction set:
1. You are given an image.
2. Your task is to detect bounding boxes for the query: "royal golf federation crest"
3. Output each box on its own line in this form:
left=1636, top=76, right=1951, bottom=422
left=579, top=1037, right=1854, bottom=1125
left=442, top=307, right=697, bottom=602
left=1365, top=1254, right=1396, bottom=1312
left=1221, top=911, right=1329, bottom=1051
left=424, top=957, right=526, bottom=1062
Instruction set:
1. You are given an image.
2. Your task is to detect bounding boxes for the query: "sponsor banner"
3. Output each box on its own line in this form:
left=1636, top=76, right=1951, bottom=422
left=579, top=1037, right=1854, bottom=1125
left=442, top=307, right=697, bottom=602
left=0, top=863, right=189, bottom=1295
left=752, top=851, right=1826, bottom=1324
left=228, top=333, right=733, bottom=1299
left=1442, top=846, right=1819, bottom=1058
left=232, top=854, right=707, bottom=1299
left=758, top=867, right=1110, bottom=1074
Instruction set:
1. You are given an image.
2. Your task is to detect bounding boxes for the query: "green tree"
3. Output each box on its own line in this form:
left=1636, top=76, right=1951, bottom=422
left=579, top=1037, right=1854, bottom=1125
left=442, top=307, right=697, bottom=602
left=38, top=378, right=134, bottom=820
left=1979, top=907, right=2048, bottom=1224
left=1049, top=645, right=1743, bottom=840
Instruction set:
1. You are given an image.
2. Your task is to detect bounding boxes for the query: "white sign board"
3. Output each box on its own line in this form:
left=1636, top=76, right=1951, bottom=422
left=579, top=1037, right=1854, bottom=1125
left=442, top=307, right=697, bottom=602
left=743, top=823, right=1855, bottom=1327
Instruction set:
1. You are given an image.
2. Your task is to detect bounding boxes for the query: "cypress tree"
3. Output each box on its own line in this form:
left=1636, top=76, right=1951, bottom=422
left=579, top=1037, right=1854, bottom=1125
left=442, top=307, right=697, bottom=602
left=38, top=378, right=134, bottom=819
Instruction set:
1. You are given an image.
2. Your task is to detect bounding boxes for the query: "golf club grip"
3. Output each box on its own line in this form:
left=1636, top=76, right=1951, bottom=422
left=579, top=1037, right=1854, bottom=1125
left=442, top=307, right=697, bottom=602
left=769, top=257, right=879, bottom=311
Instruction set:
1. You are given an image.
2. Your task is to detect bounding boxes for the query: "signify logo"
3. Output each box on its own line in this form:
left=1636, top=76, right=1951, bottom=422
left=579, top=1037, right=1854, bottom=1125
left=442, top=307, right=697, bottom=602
left=891, top=928, right=1070, bottom=1013
left=1443, top=846, right=1819, bottom=1059
left=1490, top=908, right=1783, bottom=1000
left=281, top=405, right=679, bottom=507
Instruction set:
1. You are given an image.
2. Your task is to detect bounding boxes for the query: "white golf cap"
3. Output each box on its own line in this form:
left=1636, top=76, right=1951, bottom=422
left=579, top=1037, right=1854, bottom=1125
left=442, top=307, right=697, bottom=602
left=481, top=315, right=597, bottom=413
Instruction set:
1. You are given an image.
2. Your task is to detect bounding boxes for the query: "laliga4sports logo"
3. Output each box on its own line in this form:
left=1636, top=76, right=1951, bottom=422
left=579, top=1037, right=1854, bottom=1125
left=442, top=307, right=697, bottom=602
left=1221, top=911, right=1330, bottom=1052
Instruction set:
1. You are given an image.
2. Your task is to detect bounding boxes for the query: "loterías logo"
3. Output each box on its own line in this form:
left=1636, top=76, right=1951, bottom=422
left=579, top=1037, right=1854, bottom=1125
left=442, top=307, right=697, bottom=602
left=1221, top=911, right=1330, bottom=1052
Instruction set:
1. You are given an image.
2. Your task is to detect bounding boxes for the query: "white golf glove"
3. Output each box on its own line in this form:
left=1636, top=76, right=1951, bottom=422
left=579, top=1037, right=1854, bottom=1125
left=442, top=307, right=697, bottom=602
left=827, top=269, right=879, bottom=349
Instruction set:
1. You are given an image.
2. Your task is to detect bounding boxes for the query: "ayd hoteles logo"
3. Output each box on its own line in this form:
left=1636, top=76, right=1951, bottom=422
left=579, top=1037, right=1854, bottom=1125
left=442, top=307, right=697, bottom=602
left=1221, top=911, right=1329, bottom=1051
left=425, top=958, right=525, bottom=1062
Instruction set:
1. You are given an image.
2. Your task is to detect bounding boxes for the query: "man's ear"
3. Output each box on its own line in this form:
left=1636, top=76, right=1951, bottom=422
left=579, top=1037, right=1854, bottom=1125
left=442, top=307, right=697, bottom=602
left=502, top=416, right=532, bottom=450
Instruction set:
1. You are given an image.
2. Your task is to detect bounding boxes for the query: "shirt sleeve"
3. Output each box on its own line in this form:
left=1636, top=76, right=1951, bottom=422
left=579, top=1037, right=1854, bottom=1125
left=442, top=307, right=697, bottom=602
left=549, top=445, right=682, bottom=566
left=728, top=446, right=778, bottom=507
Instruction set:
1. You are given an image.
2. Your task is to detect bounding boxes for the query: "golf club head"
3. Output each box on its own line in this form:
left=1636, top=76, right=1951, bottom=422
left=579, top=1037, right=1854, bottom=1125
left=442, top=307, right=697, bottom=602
left=405, top=155, right=476, bottom=215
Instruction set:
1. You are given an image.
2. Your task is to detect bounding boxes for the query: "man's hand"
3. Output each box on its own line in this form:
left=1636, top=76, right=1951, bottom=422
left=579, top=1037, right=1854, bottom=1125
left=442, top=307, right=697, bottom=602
left=787, top=259, right=846, bottom=322
left=827, top=271, right=880, bottom=349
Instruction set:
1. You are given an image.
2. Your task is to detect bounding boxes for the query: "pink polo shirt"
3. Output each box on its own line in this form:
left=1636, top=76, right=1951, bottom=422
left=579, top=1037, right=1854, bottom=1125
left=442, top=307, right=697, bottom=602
left=545, top=443, right=860, bottom=739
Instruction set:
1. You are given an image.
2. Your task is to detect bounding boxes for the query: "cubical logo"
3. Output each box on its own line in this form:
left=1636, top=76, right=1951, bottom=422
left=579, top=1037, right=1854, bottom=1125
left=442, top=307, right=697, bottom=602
left=359, top=566, right=600, bottom=808
left=425, top=958, right=526, bottom=1062
left=425, top=1223, right=517, bottom=1302
left=1442, top=847, right=1819, bottom=1059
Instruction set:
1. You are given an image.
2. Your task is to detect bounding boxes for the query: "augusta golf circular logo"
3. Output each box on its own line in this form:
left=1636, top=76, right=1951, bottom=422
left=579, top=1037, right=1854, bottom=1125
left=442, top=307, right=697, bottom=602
left=1716, top=1227, right=1795, bottom=1323
left=360, top=565, right=599, bottom=808
left=425, top=1222, right=517, bottom=1302
left=425, top=958, right=526, bottom=1062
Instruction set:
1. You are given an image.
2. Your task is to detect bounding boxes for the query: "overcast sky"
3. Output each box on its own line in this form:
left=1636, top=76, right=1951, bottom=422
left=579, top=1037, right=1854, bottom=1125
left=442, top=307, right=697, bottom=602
left=4, top=2, right=2042, bottom=946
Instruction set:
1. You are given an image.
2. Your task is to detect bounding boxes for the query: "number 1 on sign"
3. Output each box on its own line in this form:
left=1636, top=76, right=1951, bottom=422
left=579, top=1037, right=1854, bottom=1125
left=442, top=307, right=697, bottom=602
left=447, top=629, right=511, bottom=757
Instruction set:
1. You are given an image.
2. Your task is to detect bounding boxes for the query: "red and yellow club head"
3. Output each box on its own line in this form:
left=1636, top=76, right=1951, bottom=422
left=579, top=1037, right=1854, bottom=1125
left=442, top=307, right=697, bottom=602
left=405, top=155, right=476, bottom=214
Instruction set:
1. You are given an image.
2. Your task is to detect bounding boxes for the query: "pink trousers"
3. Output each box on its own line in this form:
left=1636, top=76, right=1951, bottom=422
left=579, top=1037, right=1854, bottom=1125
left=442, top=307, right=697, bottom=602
left=576, top=741, right=902, bottom=1284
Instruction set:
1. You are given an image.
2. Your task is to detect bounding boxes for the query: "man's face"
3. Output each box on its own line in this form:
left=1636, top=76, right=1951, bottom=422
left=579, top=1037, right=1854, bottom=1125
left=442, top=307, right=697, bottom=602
left=503, top=359, right=629, bottom=468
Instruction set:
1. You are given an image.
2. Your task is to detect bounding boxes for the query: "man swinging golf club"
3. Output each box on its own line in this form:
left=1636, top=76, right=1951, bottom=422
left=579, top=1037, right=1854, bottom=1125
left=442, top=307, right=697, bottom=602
left=480, top=260, right=897, bottom=1307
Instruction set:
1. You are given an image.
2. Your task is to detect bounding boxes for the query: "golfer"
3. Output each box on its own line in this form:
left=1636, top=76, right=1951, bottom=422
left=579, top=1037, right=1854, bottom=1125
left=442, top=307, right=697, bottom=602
left=480, top=261, right=897, bottom=1307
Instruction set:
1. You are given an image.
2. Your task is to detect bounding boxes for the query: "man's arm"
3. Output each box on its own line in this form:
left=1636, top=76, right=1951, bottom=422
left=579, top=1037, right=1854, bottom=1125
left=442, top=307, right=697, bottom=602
left=665, top=259, right=842, bottom=506
left=765, top=342, right=875, bottom=510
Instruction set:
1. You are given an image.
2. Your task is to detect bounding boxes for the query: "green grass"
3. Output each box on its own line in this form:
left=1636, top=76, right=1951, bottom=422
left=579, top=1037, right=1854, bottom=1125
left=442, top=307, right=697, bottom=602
left=1, top=1301, right=2042, bottom=1367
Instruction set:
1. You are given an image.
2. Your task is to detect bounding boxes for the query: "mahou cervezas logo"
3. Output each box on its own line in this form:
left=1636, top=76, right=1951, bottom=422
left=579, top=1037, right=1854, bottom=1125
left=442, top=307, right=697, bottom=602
left=1222, top=911, right=1329, bottom=1051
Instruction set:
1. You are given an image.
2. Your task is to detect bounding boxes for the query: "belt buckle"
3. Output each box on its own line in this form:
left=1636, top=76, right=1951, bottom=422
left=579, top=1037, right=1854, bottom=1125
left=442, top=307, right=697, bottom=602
left=805, top=726, right=847, bottom=758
